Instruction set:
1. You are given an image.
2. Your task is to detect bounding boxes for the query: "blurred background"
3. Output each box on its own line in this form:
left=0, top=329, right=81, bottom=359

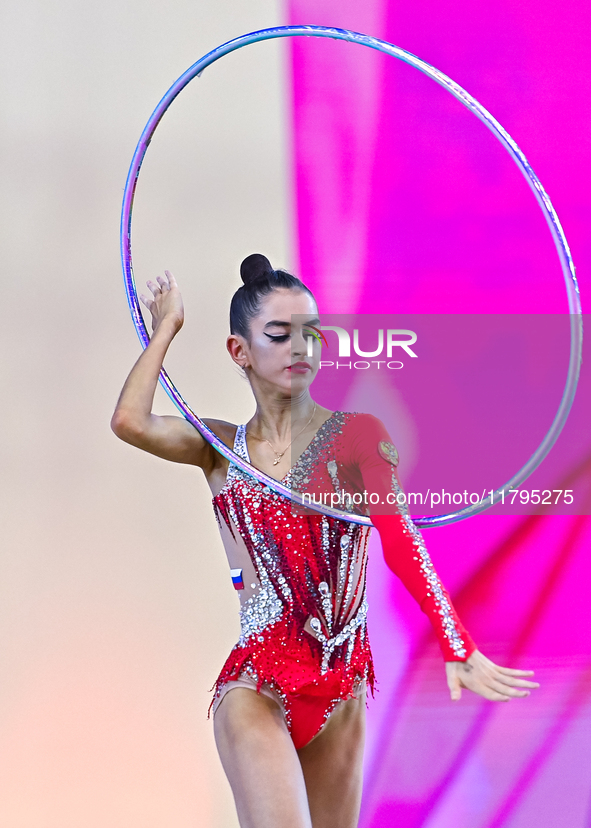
left=0, top=1, right=589, bottom=826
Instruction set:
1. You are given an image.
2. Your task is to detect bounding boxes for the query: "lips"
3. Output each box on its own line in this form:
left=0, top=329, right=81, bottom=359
left=289, top=361, right=312, bottom=373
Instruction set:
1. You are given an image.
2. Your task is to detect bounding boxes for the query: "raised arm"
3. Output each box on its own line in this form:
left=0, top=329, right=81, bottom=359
left=110, top=270, right=217, bottom=468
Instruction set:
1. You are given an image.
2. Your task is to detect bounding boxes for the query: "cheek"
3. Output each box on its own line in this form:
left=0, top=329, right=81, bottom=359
left=252, top=342, right=289, bottom=369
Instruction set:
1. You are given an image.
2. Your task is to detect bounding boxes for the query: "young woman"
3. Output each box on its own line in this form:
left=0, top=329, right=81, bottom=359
left=111, top=254, right=538, bottom=828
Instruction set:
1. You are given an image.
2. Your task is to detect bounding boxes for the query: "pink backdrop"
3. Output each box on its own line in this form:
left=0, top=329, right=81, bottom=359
left=287, top=2, right=591, bottom=825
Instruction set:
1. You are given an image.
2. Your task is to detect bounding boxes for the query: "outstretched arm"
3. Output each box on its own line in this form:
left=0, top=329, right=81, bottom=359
left=110, top=271, right=215, bottom=467
left=350, top=413, right=539, bottom=702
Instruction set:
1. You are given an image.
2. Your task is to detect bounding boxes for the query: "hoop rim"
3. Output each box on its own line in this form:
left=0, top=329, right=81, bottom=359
left=120, top=25, right=583, bottom=528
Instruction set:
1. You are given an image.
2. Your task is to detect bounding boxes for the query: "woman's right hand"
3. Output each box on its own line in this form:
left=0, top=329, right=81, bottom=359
left=114, top=266, right=224, bottom=468
left=139, top=270, right=184, bottom=334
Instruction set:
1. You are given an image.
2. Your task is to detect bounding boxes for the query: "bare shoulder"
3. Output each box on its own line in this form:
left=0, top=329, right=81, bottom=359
left=200, top=417, right=238, bottom=446
left=199, top=417, right=239, bottom=472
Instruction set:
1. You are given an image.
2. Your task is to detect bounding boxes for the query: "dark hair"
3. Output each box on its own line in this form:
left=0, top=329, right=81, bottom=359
left=229, top=254, right=316, bottom=340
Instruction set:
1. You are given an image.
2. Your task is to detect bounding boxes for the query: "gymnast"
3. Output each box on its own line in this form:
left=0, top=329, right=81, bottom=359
left=110, top=253, right=539, bottom=828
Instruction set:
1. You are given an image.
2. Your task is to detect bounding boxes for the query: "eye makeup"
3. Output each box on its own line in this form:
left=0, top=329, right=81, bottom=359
left=264, top=333, right=290, bottom=342
left=264, top=328, right=318, bottom=343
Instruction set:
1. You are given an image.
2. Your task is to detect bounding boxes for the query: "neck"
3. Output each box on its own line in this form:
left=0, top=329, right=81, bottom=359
left=248, top=393, right=316, bottom=442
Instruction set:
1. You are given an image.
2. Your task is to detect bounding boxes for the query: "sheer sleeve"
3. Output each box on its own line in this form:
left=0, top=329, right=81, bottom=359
left=347, top=413, right=476, bottom=662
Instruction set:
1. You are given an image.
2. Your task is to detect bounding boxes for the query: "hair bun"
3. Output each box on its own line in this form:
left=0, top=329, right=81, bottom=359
left=240, top=253, right=275, bottom=286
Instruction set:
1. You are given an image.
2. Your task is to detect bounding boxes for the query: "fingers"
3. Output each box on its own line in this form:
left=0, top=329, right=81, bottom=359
left=494, top=673, right=540, bottom=690
left=464, top=669, right=535, bottom=701
left=480, top=659, right=540, bottom=690
left=496, top=666, right=537, bottom=677
left=467, top=652, right=540, bottom=686
left=139, top=293, right=153, bottom=310
left=449, top=652, right=541, bottom=703
left=446, top=670, right=462, bottom=702
left=486, top=677, right=531, bottom=698
left=146, top=271, right=173, bottom=297
left=156, top=274, right=170, bottom=291
left=459, top=674, right=515, bottom=702
left=477, top=688, right=511, bottom=702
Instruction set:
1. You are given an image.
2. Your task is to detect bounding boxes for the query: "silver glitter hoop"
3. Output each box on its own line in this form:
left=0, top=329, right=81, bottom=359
left=120, top=25, right=582, bottom=528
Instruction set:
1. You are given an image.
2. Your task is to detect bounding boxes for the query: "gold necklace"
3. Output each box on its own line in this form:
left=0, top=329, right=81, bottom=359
left=247, top=402, right=318, bottom=465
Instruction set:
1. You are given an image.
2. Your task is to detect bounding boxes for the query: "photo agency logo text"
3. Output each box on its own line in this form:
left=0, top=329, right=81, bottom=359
left=308, top=327, right=418, bottom=370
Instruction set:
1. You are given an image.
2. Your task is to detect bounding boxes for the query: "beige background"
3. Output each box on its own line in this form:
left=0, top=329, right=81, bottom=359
left=0, top=2, right=293, bottom=825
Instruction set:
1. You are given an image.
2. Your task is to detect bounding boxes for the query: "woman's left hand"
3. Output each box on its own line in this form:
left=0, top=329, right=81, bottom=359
left=445, top=649, right=540, bottom=701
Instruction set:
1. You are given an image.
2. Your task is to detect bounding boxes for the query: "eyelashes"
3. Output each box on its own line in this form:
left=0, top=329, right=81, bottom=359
left=264, top=329, right=318, bottom=344
left=264, top=333, right=290, bottom=342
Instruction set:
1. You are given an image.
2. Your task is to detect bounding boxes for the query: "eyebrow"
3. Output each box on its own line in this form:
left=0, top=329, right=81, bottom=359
left=264, top=317, right=321, bottom=329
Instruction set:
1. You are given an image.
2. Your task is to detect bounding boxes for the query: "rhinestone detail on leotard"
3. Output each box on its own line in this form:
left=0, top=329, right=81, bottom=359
left=209, top=409, right=472, bottom=731
left=388, top=471, right=467, bottom=659
left=210, top=412, right=375, bottom=715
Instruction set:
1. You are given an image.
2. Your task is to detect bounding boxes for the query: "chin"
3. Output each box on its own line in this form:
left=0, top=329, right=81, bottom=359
left=288, top=378, right=313, bottom=395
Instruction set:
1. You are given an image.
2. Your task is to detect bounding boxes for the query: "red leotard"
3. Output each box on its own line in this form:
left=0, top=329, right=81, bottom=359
left=210, top=411, right=475, bottom=749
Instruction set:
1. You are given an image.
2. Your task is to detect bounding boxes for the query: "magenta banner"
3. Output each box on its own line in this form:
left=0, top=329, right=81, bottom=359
left=289, top=313, right=589, bottom=517
left=288, top=1, right=591, bottom=825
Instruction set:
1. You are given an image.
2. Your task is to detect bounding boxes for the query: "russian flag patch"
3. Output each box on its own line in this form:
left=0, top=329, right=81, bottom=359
left=230, top=568, right=244, bottom=590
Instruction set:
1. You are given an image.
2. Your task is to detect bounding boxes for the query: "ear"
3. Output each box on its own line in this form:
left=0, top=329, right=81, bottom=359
left=226, top=334, right=249, bottom=366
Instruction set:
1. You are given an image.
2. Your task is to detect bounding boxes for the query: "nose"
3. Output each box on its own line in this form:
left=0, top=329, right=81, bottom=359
left=291, top=328, right=307, bottom=357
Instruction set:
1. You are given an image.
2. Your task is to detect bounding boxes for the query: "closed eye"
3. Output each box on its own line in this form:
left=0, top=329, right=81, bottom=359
left=264, top=333, right=290, bottom=342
